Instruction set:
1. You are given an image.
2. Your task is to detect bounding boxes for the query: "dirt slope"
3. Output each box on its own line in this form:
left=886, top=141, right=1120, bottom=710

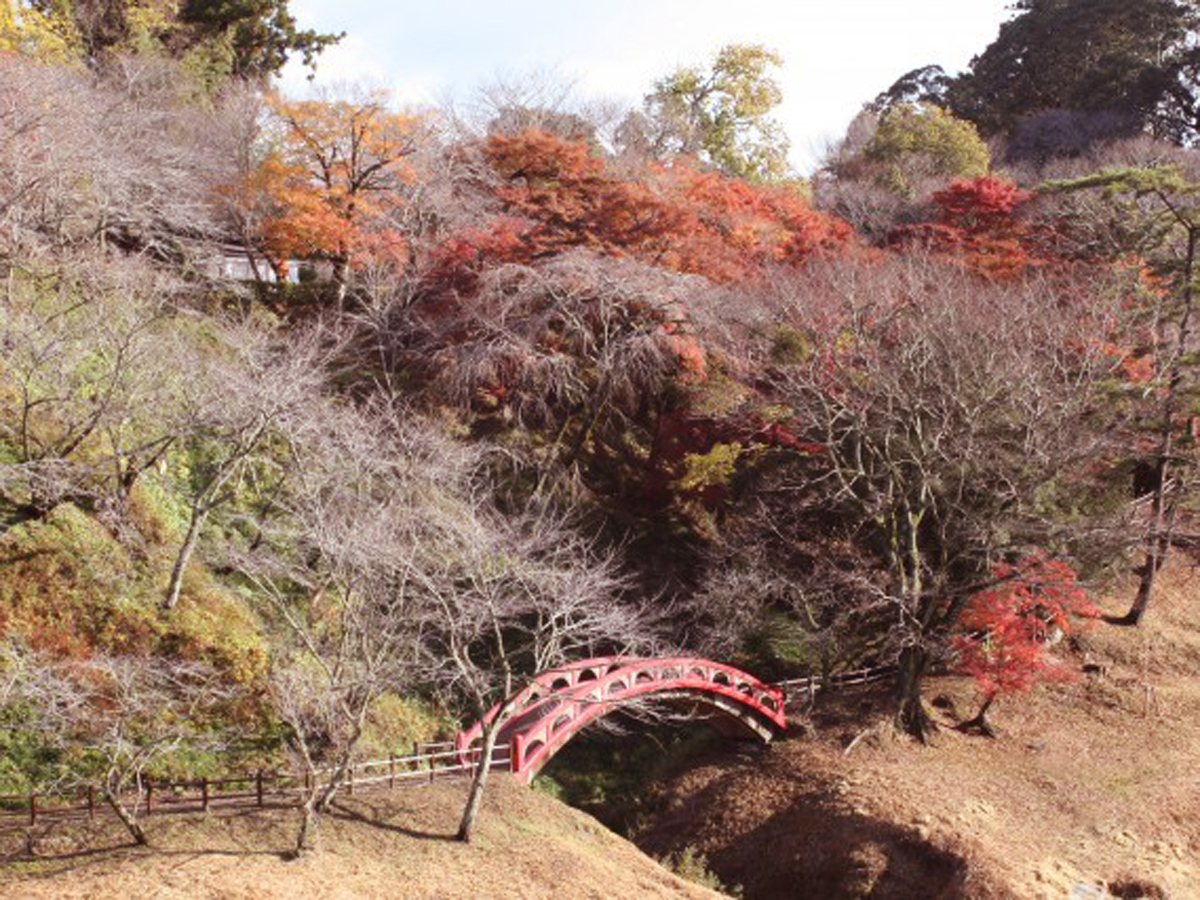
left=1, top=777, right=721, bottom=900
left=637, top=561, right=1200, bottom=900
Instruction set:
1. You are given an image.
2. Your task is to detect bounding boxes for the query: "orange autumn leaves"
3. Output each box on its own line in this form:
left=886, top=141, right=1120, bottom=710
left=477, top=129, right=852, bottom=282
left=254, top=93, right=418, bottom=277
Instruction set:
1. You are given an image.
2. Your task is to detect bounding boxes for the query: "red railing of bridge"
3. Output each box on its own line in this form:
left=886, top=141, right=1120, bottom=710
left=456, top=656, right=787, bottom=783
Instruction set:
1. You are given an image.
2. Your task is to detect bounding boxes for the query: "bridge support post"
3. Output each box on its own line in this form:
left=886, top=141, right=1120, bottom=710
left=510, top=734, right=524, bottom=775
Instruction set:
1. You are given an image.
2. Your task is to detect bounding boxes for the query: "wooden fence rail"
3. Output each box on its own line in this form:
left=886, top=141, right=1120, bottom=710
left=0, top=742, right=512, bottom=831
left=773, top=664, right=899, bottom=703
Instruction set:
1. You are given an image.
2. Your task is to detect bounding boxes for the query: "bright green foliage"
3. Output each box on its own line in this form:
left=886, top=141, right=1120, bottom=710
left=675, top=442, right=744, bottom=493
left=643, top=43, right=790, bottom=182
left=864, top=103, right=990, bottom=195
left=358, top=694, right=450, bottom=759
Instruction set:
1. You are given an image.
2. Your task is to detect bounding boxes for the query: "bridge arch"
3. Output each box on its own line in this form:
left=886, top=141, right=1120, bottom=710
left=456, top=657, right=786, bottom=784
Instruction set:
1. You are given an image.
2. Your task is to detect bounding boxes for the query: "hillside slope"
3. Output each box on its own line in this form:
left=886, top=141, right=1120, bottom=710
left=1, top=777, right=721, bottom=900
left=636, top=560, right=1200, bottom=899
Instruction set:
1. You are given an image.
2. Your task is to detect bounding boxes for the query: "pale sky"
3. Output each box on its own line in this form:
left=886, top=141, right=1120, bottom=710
left=281, top=0, right=1014, bottom=172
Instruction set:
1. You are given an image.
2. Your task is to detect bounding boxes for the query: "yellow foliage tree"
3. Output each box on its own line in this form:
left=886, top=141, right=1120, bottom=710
left=0, top=0, right=79, bottom=62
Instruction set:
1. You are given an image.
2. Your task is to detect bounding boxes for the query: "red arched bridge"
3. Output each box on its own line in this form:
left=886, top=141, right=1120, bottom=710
left=456, top=657, right=787, bottom=784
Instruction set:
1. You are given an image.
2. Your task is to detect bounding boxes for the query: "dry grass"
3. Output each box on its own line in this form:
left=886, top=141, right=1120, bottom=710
left=0, top=777, right=722, bottom=899
left=636, top=559, right=1200, bottom=900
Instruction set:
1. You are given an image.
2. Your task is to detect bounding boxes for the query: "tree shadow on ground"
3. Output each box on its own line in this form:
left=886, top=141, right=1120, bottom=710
left=328, top=799, right=455, bottom=842
left=635, top=742, right=1007, bottom=900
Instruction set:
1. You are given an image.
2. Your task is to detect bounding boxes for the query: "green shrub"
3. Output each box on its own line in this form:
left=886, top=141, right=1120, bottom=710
left=660, top=845, right=742, bottom=897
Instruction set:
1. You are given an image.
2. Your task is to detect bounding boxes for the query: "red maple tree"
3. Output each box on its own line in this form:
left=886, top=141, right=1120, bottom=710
left=891, top=176, right=1036, bottom=279
left=952, top=553, right=1100, bottom=734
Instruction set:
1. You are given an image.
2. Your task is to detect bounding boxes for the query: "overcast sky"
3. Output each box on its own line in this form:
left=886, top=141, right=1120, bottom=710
left=281, top=0, right=1014, bottom=172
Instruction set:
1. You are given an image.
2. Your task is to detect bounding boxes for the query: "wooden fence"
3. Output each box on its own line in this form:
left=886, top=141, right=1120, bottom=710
left=773, top=664, right=899, bottom=705
left=0, top=740, right=511, bottom=831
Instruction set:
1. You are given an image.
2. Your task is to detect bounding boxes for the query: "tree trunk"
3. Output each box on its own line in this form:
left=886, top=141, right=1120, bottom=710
left=164, top=503, right=205, bottom=610
left=293, top=794, right=319, bottom=858
left=1110, top=535, right=1172, bottom=627
left=956, top=693, right=997, bottom=737
left=456, top=720, right=501, bottom=843
left=104, top=789, right=148, bottom=846
left=895, top=644, right=935, bottom=742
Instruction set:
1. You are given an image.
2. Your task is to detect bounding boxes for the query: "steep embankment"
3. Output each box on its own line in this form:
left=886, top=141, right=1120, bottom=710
left=636, top=560, right=1200, bottom=899
left=1, top=776, right=720, bottom=900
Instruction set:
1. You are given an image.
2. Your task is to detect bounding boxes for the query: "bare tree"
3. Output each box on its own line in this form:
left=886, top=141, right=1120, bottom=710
left=419, top=502, right=647, bottom=843
left=9, top=651, right=229, bottom=846
left=0, top=54, right=231, bottom=259
left=717, top=255, right=1124, bottom=738
left=0, top=253, right=182, bottom=526
left=233, top=398, right=476, bottom=856
left=161, top=323, right=332, bottom=610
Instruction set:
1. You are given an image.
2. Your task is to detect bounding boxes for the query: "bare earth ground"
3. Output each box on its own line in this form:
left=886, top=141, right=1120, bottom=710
left=0, top=777, right=720, bottom=900
left=637, top=560, right=1200, bottom=899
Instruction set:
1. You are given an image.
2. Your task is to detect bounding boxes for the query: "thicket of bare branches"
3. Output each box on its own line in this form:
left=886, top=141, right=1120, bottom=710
left=0, top=55, right=243, bottom=260
left=0, top=253, right=182, bottom=526
left=694, top=255, right=1130, bottom=738
left=4, top=645, right=230, bottom=845
left=160, top=322, right=335, bottom=609
left=226, top=388, right=646, bottom=850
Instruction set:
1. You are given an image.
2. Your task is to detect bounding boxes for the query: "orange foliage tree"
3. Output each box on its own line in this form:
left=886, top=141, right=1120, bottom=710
left=261, top=91, right=418, bottom=304
left=447, top=129, right=851, bottom=285
left=651, top=164, right=853, bottom=280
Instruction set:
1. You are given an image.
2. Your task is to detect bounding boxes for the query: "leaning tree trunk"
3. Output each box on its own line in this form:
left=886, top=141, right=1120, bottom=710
left=104, top=787, right=149, bottom=846
left=293, top=786, right=321, bottom=858
left=456, top=718, right=502, bottom=843
left=956, top=693, right=997, bottom=737
left=164, top=501, right=206, bottom=611
left=895, top=644, right=935, bottom=742
left=1115, top=519, right=1174, bottom=627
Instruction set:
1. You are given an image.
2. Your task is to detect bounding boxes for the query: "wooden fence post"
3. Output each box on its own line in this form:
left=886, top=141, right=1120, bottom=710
left=88, top=784, right=95, bottom=820
left=145, top=780, right=153, bottom=816
left=201, top=777, right=209, bottom=811
left=256, top=770, right=264, bottom=807
left=29, top=794, right=36, bottom=827
left=389, top=754, right=395, bottom=788
left=347, top=765, right=353, bottom=797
